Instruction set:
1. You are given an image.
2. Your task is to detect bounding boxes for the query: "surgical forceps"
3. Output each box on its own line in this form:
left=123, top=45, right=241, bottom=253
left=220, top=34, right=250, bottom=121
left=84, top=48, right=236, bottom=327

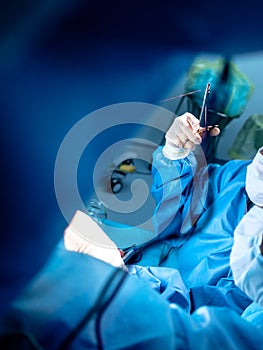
left=197, top=82, right=219, bottom=136
left=199, top=82, right=210, bottom=128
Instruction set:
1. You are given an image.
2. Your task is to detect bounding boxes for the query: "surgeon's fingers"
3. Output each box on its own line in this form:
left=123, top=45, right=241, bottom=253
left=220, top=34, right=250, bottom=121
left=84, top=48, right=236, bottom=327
left=181, top=139, right=196, bottom=150
left=165, top=112, right=203, bottom=151
left=174, top=131, right=195, bottom=150
left=166, top=128, right=195, bottom=150
left=169, top=135, right=194, bottom=150
left=178, top=113, right=202, bottom=145
left=166, top=134, right=188, bottom=149
left=198, top=126, right=221, bottom=137
left=208, top=126, right=220, bottom=137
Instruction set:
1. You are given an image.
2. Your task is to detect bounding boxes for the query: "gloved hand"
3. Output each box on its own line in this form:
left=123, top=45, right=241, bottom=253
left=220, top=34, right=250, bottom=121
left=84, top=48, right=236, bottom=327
left=64, top=210, right=126, bottom=270
left=163, top=112, right=220, bottom=160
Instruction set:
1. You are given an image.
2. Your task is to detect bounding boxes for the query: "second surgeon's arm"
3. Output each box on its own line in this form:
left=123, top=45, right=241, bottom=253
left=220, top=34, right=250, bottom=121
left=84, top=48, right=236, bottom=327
left=151, top=113, right=213, bottom=238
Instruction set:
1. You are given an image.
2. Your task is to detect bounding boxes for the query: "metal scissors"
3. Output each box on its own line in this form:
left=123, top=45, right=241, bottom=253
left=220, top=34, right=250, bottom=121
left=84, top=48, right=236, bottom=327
left=199, top=82, right=210, bottom=128
left=197, top=82, right=218, bottom=136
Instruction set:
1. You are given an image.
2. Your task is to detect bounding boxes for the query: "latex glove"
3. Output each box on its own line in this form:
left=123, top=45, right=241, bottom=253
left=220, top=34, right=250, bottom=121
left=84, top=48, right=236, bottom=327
left=64, top=210, right=126, bottom=270
left=245, top=146, right=263, bottom=207
left=230, top=205, right=263, bottom=307
left=163, top=112, right=220, bottom=160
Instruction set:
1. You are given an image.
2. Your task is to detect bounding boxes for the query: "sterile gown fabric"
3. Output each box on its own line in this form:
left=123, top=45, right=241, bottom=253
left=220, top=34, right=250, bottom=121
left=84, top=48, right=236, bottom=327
left=1, top=146, right=263, bottom=349
left=136, top=147, right=250, bottom=289
left=230, top=205, right=263, bottom=307
left=1, top=242, right=262, bottom=350
left=125, top=146, right=257, bottom=316
left=245, top=145, right=263, bottom=206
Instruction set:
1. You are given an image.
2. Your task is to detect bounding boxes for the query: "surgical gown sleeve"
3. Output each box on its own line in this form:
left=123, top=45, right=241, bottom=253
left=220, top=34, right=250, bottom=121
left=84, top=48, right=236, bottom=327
left=151, top=146, right=250, bottom=240
left=151, top=146, right=201, bottom=238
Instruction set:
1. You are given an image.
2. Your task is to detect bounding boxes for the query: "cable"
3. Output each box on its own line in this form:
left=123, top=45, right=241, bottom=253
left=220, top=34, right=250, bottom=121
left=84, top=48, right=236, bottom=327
left=95, top=271, right=128, bottom=349
left=122, top=236, right=161, bottom=264
left=57, top=267, right=128, bottom=350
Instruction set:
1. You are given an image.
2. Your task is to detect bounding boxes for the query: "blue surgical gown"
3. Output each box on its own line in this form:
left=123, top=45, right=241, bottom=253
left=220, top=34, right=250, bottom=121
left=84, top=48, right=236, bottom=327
left=127, top=147, right=254, bottom=310
left=1, top=147, right=262, bottom=349
left=0, top=243, right=262, bottom=350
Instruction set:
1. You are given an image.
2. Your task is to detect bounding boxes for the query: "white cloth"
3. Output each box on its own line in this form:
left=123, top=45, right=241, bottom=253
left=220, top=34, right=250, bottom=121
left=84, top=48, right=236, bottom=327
left=230, top=205, right=263, bottom=307
left=246, top=146, right=263, bottom=207
left=64, top=210, right=126, bottom=269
